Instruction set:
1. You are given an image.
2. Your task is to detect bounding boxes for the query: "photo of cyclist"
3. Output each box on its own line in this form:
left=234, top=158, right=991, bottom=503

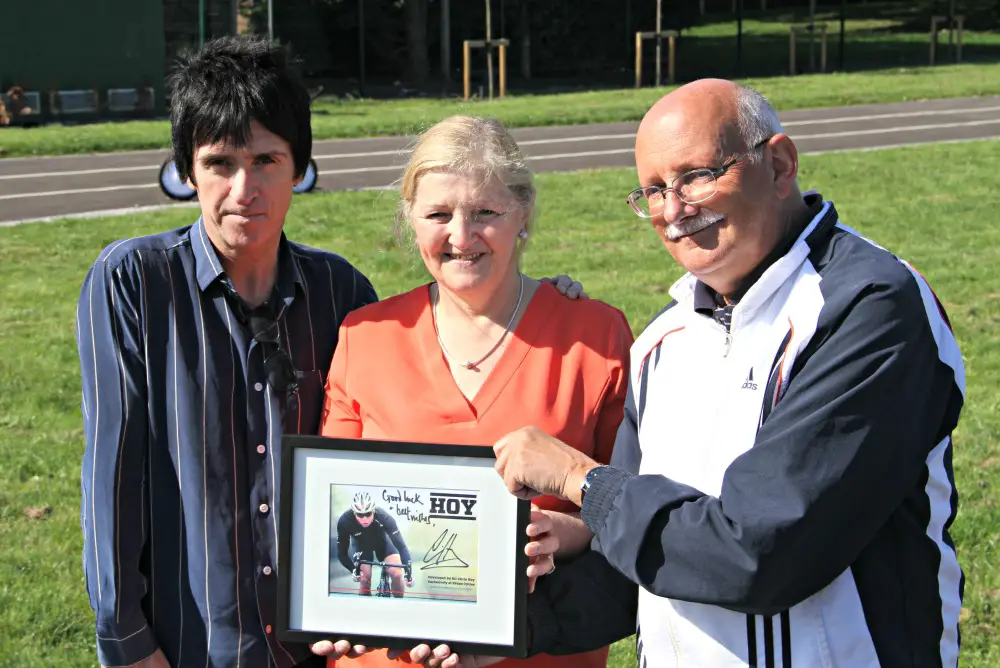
left=333, top=492, right=414, bottom=597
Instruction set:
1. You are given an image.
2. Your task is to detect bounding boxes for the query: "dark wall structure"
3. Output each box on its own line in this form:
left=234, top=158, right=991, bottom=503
left=0, top=0, right=997, bottom=115
left=0, top=0, right=237, bottom=117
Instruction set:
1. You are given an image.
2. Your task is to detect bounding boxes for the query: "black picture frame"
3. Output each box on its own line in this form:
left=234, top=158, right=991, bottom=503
left=276, top=434, right=531, bottom=658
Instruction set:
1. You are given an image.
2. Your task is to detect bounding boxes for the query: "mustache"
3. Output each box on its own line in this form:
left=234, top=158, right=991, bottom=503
left=665, top=210, right=726, bottom=241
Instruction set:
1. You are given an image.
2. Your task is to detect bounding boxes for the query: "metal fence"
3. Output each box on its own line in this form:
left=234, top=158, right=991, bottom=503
left=261, top=0, right=999, bottom=97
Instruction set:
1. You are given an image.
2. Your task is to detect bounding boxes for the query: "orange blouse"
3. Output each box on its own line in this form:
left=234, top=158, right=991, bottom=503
left=320, top=281, right=633, bottom=668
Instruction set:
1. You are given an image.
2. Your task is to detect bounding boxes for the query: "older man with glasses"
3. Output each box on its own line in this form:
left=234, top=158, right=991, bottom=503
left=454, top=78, right=967, bottom=668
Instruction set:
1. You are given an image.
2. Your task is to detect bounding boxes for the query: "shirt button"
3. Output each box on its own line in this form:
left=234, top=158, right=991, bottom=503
left=257, top=444, right=266, bottom=455
left=265, top=624, right=272, bottom=634
left=263, top=565, right=272, bottom=576
left=254, top=382, right=264, bottom=391
left=259, top=503, right=270, bottom=514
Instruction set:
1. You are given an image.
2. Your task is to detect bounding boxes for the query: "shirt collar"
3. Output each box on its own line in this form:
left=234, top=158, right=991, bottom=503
left=190, top=216, right=305, bottom=306
left=191, top=216, right=227, bottom=292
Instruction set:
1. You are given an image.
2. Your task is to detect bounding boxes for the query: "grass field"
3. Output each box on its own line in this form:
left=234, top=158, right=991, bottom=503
left=1, top=140, right=998, bottom=667
left=2, top=61, right=1000, bottom=160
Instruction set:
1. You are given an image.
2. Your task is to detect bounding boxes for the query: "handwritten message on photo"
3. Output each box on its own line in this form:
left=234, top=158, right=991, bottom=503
left=327, top=484, right=480, bottom=603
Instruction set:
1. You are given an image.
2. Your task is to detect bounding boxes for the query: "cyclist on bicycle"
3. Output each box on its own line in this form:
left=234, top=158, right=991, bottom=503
left=335, top=492, right=414, bottom=597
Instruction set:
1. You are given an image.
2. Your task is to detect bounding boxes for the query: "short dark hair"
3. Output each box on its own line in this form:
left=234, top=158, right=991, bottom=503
left=167, top=35, right=312, bottom=183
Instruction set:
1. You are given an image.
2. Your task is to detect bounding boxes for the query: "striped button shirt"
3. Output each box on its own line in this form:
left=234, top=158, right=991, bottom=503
left=76, top=217, right=377, bottom=668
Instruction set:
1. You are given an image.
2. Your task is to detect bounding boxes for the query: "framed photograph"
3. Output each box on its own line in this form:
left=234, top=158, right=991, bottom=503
left=276, top=434, right=531, bottom=658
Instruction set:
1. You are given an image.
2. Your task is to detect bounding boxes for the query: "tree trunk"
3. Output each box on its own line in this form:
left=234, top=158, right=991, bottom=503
left=405, top=0, right=430, bottom=82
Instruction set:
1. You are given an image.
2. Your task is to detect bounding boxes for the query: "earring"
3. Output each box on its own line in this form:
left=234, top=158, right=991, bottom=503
left=518, top=230, right=528, bottom=240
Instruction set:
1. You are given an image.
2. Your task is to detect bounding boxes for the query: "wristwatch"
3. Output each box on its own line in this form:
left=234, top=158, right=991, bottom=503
left=579, top=465, right=606, bottom=504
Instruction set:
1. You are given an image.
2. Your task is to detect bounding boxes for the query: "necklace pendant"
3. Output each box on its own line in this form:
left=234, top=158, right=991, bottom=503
left=463, top=361, right=477, bottom=370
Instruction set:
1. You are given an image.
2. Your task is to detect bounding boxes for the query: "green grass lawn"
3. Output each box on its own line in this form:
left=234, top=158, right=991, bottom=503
left=2, top=61, right=1000, bottom=160
left=1, top=140, right=999, bottom=667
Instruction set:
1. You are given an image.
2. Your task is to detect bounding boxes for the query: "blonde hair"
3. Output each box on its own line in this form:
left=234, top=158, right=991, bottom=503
left=394, top=115, right=536, bottom=249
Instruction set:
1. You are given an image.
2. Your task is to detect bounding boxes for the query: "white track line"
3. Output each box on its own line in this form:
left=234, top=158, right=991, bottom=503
left=0, top=165, right=161, bottom=180
left=781, top=105, right=1000, bottom=127
left=0, top=183, right=159, bottom=200
left=0, top=185, right=400, bottom=227
left=0, top=202, right=200, bottom=227
left=4, top=103, right=998, bottom=179
left=526, top=148, right=633, bottom=160
left=3, top=135, right=997, bottom=225
left=802, top=135, right=1000, bottom=156
left=311, top=134, right=639, bottom=160
left=3, top=124, right=998, bottom=202
left=793, top=118, right=1000, bottom=140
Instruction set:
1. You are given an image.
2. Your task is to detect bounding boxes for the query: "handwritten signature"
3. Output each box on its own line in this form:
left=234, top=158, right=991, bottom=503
left=421, top=530, right=469, bottom=570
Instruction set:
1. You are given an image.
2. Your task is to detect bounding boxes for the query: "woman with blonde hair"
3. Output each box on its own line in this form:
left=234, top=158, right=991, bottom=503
left=316, top=115, right=632, bottom=668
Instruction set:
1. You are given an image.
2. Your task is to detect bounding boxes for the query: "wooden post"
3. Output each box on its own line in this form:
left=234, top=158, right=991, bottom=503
left=461, top=38, right=511, bottom=100
left=635, top=30, right=678, bottom=88
left=463, top=40, right=472, bottom=99
left=635, top=32, right=643, bottom=88
left=789, top=24, right=828, bottom=74
left=499, top=42, right=507, bottom=97
left=668, top=33, right=676, bottom=84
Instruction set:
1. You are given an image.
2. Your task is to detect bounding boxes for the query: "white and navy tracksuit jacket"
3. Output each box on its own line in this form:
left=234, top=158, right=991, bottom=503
left=528, top=195, right=966, bottom=667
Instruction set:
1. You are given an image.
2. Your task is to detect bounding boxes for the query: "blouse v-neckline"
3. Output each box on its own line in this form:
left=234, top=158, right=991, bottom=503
left=416, top=281, right=552, bottom=422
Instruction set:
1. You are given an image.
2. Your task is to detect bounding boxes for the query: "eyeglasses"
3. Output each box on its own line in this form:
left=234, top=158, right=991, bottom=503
left=354, top=512, right=373, bottom=519
left=625, top=137, right=772, bottom=218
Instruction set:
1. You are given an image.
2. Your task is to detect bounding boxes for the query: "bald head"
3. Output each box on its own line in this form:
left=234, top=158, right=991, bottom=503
left=638, top=79, right=782, bottom=165
left=629, top=78, right=806, bottom=296
left=641, top=78, right=741, bottom=131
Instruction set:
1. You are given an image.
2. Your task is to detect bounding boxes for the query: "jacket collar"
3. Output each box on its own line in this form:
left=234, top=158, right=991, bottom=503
left=670, top=193, right=839, bottom=317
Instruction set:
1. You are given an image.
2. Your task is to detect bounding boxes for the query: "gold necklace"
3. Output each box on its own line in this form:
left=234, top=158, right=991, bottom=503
left=433, top=273, right=525, bottom=370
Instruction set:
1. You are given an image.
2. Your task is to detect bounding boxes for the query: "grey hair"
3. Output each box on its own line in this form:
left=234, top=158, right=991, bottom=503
left=735, top=84, right=784, bottom=164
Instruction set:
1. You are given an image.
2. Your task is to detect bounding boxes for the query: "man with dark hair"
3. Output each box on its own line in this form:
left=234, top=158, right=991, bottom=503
left=76, top=35, right=374, bottom=668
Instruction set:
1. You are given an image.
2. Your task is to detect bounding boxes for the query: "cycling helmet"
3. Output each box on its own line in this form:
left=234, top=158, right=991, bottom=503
left=351, top=492, right=375, bottom=514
